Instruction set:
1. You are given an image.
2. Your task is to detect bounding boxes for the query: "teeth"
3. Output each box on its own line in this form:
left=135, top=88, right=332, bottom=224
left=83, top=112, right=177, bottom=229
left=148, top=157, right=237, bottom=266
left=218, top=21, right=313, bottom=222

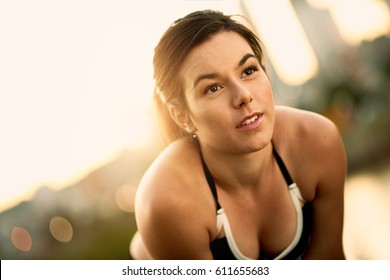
left=241, top=115, right=258, bottom=126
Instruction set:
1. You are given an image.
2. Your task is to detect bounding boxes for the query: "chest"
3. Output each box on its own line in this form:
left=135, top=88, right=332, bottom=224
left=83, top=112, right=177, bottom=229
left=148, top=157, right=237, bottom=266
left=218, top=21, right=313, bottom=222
left=215, top=178, right=299, bottom=259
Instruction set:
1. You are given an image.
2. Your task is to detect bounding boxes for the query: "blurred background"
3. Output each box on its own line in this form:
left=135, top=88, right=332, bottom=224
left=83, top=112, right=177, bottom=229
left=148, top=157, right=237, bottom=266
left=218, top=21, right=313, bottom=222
left=0, top=0, right=389, bottom=260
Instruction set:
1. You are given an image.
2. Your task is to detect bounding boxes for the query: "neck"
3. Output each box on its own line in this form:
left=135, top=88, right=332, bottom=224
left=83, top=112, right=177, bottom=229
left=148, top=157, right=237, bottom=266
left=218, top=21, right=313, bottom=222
left=197, top=140, right=274, bottom=191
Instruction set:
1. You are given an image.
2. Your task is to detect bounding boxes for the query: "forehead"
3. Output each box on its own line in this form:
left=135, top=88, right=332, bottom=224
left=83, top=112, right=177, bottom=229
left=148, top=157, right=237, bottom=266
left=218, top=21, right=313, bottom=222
left=180, top=31, right=253, bottom=83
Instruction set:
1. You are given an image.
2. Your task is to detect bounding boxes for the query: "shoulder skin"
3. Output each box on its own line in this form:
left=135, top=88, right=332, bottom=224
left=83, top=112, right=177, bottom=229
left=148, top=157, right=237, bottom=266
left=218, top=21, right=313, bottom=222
left=134, top=138, right=216, bottom=259
left=273, top=106, right=346, bottom=259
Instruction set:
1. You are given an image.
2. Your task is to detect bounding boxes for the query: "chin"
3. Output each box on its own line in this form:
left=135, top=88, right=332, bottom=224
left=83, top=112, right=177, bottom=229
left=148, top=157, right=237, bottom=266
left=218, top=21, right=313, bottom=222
left=242, top=143, right=269, bottom=154
left=232, top=137, right=271, bottom=154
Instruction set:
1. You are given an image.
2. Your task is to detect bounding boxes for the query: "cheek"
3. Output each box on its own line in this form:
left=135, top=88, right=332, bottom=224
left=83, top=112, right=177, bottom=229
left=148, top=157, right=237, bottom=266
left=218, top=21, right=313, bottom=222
left=191, top=107, right=217, bottom=129
left=264, top=78, right=274, bottom=102
left=189, top=102, right=229, bottom=134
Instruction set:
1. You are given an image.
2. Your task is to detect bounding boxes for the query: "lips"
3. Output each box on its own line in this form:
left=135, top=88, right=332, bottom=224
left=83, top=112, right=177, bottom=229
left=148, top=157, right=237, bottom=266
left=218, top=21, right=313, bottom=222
left=236, top=112, right=263, bottom=129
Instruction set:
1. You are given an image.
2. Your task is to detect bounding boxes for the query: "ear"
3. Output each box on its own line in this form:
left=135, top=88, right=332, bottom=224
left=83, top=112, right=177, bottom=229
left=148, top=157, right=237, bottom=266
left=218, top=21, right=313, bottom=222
left=168, top=105, right=195, bottom=134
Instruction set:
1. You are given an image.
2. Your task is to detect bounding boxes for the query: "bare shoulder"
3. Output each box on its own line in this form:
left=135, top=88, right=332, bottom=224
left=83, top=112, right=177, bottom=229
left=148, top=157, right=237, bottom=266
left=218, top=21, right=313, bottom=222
left=274, top=106, right=339, bottom=142
left=134, top=138, right=215, bottom=259
left=273, top=107, right=346, bottom=259
left=136, top=138, right=209, bottom=209
left=273, top=105, right=344, bottom=160
left=273, top=106, right=346, bottom=201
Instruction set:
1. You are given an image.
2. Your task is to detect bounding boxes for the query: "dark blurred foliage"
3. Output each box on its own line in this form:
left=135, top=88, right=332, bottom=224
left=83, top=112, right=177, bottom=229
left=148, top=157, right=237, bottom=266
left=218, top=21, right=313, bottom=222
left=279, top=0, right=390, bottom=172
left=0, top=1, right=389, bottom=259
left=298, top=35, right=390, bottom=172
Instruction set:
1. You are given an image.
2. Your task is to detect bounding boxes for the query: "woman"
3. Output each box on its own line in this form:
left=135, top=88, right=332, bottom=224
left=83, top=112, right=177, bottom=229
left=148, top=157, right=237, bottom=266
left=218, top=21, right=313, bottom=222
left=130, top=10, right=346, bottom=260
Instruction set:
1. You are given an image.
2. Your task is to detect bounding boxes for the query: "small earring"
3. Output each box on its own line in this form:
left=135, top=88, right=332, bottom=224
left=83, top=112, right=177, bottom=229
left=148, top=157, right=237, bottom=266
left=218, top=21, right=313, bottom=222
left=186, top=125, right=197, bottom=137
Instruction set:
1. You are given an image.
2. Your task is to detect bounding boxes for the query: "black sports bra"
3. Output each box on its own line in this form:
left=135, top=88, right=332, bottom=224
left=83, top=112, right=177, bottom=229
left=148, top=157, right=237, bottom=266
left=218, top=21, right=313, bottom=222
left=200, top=147, right=312, bottom=260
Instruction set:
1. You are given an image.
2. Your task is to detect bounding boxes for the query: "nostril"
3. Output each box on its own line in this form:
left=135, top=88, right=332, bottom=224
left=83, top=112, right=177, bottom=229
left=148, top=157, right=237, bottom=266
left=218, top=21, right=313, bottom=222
left=235, top=95, right=253, bottom=109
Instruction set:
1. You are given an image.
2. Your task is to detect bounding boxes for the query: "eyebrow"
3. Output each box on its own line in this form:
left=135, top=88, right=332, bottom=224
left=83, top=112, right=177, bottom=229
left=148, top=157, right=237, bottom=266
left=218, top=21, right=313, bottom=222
left=238, top=53, right=256, bottom=68
left=192, top=53, right=256, bottom=89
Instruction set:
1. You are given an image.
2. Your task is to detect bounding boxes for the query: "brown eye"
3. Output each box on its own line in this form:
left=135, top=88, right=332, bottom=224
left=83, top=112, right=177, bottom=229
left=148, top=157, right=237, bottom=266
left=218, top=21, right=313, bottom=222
left=205, top=83, right=222, bottom=94
left=242, top=66, right=258, bottom=77
left=210, top=84, right=219, bottom=92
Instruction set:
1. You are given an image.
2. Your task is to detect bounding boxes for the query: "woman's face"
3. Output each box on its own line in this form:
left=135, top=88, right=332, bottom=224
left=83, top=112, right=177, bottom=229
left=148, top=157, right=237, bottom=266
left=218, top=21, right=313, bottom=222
left=180, top=31, right=275, bottom=155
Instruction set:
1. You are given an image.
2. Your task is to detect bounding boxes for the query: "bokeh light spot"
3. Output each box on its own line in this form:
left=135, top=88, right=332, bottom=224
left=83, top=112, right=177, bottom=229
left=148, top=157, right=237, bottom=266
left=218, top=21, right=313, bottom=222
left=11, top=226, right=32, bottom=252
left=49, top=216, right=73, bottom=243
left=115, top=184, right=137, bottom=213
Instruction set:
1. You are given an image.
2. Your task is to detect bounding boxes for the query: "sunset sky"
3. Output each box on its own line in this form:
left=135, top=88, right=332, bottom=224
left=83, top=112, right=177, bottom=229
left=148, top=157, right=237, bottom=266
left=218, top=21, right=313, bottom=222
left=0, top=0, right=388, bottom=211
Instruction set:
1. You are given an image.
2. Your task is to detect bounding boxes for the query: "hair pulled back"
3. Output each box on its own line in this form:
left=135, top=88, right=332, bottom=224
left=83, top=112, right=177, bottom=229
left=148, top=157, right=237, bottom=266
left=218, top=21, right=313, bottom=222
left=153, top=10, right=265, bottom=143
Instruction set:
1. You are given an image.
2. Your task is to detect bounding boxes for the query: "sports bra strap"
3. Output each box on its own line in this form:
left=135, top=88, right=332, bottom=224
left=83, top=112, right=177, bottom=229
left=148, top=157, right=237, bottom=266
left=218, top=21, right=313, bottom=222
left=199, top=144, right=294, bottom=211
left=272, top=148, right=294, bottom=186
left=199, top=151, right=222, bottom=210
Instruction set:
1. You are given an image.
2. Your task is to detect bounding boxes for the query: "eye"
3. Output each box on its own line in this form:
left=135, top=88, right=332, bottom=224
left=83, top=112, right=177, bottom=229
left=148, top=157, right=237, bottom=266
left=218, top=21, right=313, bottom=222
left=204, top=83, right=222, bottom=94
left=242, top=66, right=258, bottom=78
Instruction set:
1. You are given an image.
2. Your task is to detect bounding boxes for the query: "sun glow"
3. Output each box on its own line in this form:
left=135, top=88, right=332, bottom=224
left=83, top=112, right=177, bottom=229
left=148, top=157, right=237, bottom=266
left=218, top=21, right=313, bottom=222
left=0, top=0, right=389, bottom=212
left=308, top=0, right=390, bottom=45
left=0, top=0, right=157, bottom=211
left=0, top=0, right=240, bottom=211
left=243, top=0, right=319, bottom=85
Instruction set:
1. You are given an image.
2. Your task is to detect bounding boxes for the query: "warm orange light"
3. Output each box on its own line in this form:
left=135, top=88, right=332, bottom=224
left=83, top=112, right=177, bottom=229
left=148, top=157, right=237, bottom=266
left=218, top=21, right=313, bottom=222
left=0, top=0, right=241, bottom=213
left=244, top=0, right=319, bottom=85
left=49, top=216, right=73, bottom=243
left=115, top=183, right=138, bottom=213
left=308, top=0, right=390, bottom=45
left=344, top=174, right=390, bottom=259
left=11, top=227, right=32, bottom=252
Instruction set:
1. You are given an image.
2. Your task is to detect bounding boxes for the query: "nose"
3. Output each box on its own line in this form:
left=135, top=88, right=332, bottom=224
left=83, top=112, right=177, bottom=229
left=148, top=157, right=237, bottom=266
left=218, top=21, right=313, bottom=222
left=232, top=82, right=253, bottom=109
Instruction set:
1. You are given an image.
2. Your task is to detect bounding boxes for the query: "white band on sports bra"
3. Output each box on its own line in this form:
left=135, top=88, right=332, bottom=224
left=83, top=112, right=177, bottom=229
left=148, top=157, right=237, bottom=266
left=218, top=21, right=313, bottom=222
left=214, top=182, right=305, bottom=260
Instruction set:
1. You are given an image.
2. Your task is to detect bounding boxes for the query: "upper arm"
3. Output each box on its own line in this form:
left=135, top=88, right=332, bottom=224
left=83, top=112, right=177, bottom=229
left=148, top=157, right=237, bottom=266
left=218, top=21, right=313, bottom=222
left=134, top=150, right=214, bottom=260
left=302, top=115, right=346, bottom=259
left=136, top=192, right=213, bottom=259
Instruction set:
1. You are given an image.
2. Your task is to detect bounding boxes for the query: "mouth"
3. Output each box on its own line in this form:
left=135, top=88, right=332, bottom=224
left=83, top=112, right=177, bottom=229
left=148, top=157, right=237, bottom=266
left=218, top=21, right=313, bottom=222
left=236, top=112, right=263, bottom=129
